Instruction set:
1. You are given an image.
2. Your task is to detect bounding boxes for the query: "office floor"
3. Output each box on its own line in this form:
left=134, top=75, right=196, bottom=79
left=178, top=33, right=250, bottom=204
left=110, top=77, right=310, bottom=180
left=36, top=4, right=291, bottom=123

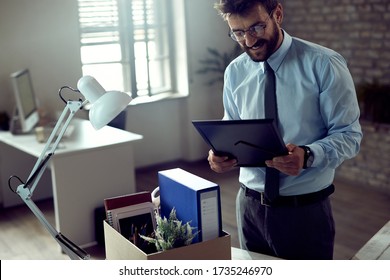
left=1, top=160, right=389, bottom=260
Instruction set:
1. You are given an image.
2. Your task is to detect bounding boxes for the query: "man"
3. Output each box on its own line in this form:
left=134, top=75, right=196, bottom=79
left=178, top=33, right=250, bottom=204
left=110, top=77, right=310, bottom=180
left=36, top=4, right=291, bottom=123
left=208, top=0, right=362, bottom=259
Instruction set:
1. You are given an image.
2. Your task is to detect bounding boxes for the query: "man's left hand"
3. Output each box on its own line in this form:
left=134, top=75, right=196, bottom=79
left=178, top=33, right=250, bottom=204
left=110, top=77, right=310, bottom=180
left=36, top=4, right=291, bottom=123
left=265, top=143, right=305, bottom=176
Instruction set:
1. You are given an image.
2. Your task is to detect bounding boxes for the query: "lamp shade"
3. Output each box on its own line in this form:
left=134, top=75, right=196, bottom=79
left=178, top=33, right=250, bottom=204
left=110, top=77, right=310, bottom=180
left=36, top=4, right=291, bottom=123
left=89, top=91, right=131, bottom=129
left=77, top=76, right=105, bottom=103
left=77, top=76, right=132, bottom=130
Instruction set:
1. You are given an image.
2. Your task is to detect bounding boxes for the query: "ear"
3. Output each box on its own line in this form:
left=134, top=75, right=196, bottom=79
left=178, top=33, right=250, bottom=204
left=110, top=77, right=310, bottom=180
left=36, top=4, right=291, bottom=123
left=273, top=3, right=284, bottom=25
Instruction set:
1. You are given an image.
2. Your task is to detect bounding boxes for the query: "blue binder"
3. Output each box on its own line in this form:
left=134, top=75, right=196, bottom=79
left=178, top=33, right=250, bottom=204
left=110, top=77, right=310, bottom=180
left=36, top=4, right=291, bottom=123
left=158, top=168, right=222, bottom=243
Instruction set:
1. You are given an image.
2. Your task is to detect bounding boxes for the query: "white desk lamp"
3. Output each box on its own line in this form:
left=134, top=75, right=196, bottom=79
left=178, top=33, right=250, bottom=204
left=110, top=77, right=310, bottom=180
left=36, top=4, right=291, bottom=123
left=8, top=76, right=132, bottom=260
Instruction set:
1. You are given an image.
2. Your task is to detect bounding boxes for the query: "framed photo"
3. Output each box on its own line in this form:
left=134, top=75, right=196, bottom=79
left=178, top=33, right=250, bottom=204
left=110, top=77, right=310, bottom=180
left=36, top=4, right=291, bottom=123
left=107, top=202, right=156, bottom=252
left=192, top=119, right=288, bottom=167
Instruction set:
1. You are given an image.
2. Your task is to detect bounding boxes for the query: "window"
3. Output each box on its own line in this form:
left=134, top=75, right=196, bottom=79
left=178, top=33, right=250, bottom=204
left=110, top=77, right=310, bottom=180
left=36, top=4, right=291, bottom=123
left=78, top=0, right=174, bottom=98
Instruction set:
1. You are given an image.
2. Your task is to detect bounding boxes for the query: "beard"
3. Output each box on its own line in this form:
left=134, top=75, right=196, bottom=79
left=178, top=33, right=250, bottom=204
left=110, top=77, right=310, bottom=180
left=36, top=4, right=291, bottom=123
left=241, top=23, right=280, bottom=62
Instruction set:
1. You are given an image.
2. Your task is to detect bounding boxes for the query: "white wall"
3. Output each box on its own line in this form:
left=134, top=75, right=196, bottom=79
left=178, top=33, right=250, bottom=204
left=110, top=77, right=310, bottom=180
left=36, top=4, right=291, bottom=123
left=0, top=0, right=235, bottom=169
left=0, top=0, right=82, bottom=115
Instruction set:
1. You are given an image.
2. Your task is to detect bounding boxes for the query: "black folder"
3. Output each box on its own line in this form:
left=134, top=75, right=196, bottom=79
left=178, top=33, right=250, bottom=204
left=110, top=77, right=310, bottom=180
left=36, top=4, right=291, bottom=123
left=192, top=119, right=288, bottom=167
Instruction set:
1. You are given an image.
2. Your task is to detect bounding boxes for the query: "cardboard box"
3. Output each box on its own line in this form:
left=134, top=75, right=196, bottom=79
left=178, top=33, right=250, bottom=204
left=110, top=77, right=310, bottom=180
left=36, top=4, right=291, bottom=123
left=104, top=220, right=231, bottom=260
left=352, top=220, right=390, bottom=260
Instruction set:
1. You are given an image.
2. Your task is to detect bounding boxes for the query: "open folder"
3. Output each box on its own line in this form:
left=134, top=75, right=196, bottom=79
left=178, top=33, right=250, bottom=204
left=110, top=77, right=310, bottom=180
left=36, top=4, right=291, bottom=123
left=192, top=119, right=288, bottom=167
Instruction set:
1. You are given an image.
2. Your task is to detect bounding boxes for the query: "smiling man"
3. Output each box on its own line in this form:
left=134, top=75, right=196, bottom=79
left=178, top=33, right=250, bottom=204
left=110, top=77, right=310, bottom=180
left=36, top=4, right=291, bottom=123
left=208, top=0, right=362, bottom=259
left=228, top=4, right=281, bottom=62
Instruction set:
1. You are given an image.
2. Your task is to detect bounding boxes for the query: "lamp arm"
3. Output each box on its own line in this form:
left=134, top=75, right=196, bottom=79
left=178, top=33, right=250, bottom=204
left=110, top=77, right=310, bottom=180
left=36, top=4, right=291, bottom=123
left=13, top=99, right=90, bottom=260
left=27, top=100, right=87, bottom=194
left=10, top=77, right=130, bottom=260
left=16, top=186, right=90, bottom=260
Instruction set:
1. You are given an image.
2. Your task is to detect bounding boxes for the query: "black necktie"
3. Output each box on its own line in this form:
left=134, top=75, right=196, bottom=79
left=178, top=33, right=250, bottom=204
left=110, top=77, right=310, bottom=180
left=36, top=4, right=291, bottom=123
left=264, top=61, right=279, bottom=203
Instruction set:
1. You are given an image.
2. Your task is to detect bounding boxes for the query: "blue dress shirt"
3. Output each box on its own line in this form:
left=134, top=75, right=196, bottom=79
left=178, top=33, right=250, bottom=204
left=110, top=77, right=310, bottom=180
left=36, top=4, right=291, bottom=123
left=223, top=31, right=362, bottom=195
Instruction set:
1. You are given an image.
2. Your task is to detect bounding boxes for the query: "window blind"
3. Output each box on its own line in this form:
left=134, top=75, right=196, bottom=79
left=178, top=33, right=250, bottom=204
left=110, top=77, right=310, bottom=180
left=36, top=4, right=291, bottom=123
left=77, top=0, right=172, bottom=97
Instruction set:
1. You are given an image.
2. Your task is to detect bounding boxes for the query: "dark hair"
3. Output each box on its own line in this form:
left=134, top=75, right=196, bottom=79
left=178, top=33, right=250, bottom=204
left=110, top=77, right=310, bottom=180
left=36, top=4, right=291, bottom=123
left=214, top=0, right=278, bottom=20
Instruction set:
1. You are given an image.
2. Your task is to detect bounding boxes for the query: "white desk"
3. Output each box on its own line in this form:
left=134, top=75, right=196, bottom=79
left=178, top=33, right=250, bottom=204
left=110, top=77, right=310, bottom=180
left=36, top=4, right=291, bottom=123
left=352, top=220, right=390, bottom=260
left=0, top=119, right=142, bottom=247
left=231, top=247, right=281, bottom=260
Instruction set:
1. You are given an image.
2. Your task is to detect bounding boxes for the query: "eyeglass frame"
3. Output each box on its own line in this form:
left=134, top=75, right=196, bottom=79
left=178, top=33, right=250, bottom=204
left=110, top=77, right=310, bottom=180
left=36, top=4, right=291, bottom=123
left=228, top=10, right=274, bottom=42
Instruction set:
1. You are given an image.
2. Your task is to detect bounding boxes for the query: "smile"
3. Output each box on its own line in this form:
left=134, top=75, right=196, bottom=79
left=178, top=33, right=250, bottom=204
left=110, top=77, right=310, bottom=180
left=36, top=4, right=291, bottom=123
left=249, top=40, right=266, bottom=50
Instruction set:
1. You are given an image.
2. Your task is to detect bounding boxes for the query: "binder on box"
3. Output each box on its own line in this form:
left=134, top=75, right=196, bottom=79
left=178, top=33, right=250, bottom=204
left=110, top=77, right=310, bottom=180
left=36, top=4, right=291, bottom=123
left=104, top=191, right=152, bottom=213
left=158, top=168, right=222, bottom=243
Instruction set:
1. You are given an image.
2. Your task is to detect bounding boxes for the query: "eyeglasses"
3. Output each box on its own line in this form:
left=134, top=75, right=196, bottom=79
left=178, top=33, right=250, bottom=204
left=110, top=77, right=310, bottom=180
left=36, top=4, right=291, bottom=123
left=228, top=11, right=274, bottom=42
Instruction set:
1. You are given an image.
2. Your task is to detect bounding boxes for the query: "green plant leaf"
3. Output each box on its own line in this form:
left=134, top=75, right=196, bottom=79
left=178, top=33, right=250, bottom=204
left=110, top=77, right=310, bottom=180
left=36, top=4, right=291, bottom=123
left=196, top=45, right=242, bottom=87
left=139, top=208, right=198, bottom=252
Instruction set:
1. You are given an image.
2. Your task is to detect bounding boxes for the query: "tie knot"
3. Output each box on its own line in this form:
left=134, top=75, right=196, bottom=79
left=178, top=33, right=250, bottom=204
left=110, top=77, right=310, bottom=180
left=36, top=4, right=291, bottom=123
left=264, top=61, right=273, bottom=73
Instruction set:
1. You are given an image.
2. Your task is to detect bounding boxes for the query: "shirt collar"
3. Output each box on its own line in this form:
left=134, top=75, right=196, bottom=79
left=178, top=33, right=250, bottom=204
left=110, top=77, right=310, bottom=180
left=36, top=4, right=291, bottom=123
left=264, top=30, right=292, bottom=73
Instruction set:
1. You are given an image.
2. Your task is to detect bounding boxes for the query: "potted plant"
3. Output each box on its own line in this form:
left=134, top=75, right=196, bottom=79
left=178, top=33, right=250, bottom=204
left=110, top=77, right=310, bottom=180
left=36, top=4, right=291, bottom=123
left=140, top=208, right=198, bottom=252
left=196, top=45, right=242, bottom=86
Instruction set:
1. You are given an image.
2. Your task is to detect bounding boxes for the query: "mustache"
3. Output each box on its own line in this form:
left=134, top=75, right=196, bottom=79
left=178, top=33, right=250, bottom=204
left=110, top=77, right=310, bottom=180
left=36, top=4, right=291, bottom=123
left=243, top=39, right=267, bottom=50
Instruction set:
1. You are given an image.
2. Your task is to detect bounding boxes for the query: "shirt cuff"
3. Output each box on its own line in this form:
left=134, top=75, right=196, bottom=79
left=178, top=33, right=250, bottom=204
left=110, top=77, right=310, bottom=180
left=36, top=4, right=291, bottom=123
left=307, top=143, right=324, bottom=168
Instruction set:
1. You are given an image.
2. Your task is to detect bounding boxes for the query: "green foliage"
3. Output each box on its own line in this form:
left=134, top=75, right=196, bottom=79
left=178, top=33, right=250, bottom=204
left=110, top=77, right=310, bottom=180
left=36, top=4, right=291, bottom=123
left=139, top=208, right=198, bottom=252
left=196, top=45, right=242, bottom=86
left=357, top=81, right=390, bottom=124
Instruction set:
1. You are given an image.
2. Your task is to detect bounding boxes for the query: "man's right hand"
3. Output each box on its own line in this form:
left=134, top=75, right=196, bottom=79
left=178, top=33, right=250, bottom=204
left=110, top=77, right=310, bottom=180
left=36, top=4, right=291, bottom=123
left=207, top=150, right=238, bottom=173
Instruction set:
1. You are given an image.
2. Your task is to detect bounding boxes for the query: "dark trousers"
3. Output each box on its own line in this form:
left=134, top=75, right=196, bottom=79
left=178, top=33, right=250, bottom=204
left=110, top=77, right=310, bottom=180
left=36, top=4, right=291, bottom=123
left=236, top=187, right=335, bottom=260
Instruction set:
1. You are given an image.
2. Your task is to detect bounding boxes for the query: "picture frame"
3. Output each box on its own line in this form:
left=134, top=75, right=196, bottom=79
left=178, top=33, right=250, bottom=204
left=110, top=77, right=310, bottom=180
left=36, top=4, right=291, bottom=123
left=192, top=119, right=288, bottom=167
left=107, top=201, right=157, bottom=252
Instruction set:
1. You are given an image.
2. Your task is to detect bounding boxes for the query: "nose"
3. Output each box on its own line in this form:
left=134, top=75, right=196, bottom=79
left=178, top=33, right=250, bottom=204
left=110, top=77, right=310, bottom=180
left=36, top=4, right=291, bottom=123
left=243, top=32, right=258, bottom=48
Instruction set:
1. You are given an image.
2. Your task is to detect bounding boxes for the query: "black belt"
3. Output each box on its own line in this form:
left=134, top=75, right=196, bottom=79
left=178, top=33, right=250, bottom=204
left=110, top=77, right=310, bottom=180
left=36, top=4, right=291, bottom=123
left=241, top=184, right=335, bottom=207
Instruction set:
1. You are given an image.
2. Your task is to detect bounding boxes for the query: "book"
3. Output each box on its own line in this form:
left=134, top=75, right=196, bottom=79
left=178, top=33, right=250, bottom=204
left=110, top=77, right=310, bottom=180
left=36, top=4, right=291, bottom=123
left=158, top=168, right=222, bottom=243
left=104, top=192, right=156, bottom=252
left=104, top=191, right=152, bottom=212
left=104, top=191, right=153, bottom=229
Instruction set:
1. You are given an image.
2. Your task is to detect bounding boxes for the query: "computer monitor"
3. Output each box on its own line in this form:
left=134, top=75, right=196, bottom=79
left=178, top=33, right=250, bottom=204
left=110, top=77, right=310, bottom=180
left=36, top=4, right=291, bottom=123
left=9, top=69, right=40, bottom=134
